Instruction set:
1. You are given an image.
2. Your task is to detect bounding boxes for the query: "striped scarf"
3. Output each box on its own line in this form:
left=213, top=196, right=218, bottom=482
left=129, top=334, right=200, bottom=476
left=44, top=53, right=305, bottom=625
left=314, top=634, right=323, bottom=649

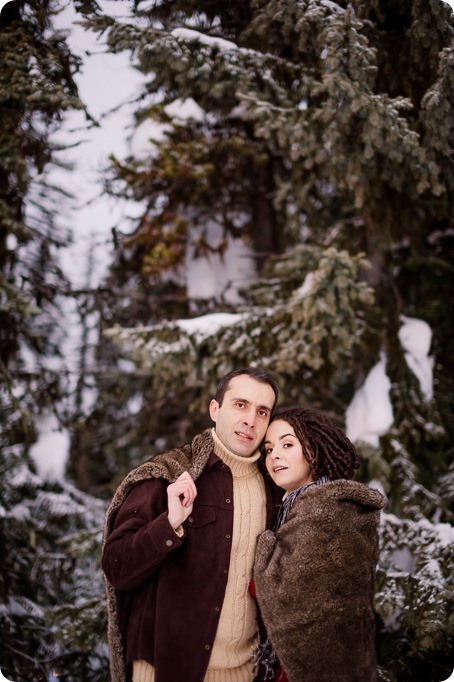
left=254, top=477, right=329, bottom=681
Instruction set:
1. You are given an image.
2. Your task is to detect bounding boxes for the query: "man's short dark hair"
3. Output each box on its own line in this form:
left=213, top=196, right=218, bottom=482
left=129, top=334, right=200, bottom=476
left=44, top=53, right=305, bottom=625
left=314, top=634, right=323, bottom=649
left=214, top=368, right=279, bottom=409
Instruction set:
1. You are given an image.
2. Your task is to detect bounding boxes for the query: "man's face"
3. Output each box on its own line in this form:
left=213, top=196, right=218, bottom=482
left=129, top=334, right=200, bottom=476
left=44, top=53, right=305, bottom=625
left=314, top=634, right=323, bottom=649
left=209, top=374, right=275, bottom=457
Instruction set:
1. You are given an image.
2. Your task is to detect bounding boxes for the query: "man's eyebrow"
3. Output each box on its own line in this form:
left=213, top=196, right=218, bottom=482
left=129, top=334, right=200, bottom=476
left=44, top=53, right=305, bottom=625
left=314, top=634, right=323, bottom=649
left=230, top=397, right=272, bottom=411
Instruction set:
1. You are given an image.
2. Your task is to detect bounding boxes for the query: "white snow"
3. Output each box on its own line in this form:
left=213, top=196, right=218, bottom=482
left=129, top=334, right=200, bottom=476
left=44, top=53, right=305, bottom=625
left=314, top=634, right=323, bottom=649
left=29, top=414, right=69, bottom=481
left=6, top=233, right=17, bottom=250
left=171, top=27, right=238, bottom=52
left=319, top=0, right=346, bottom=13
left=389, top=547, right=417, bottom=573
left=296, top=272, right=315, bottom=297
left=368, top=478, right=386, bottom=496
left=176, top=312, right=243, bottom=340
left=398, top=316, right=434, bottom=400
left=416, top=517, right=454, bottom=549
left=346, top=353, right=394, bottom=446
left=345, top=320, right=434, bottom=441
left=186, top=222, right=255, bottom=305
left=6, top=596, right=44, bottom=619
left=130, top=99, right=206, bottom=159
left=165, top=98, right=206, bottom=122
left=126, top=393, right=143, bottom=415
left=130, top=118, right=172, bottom=159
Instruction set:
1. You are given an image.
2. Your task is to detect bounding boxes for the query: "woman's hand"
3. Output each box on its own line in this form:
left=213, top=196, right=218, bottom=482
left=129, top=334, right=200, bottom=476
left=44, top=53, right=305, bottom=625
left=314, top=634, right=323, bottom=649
left=167, top=472, right=197, bottom=530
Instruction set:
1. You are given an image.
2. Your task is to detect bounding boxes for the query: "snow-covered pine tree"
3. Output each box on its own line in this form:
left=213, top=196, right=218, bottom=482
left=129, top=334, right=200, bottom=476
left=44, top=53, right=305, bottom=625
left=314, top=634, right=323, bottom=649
left=105, top=247, right=454, bottom=680
left=0, top=427, right=108, bottom=681
left=104, top=245, right=375, bottom=411
left=0, top=1, right=109, bottom=678
left=73, top=0, right=288, bottom=488
left=84, top=1, right=453, bottom=677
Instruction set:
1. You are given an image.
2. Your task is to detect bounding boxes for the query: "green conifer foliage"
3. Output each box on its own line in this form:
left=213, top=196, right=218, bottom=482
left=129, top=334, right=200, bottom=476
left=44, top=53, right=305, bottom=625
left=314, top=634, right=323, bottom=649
left=0, top=1, right=107, bottom=678
left=0, top=434, right=107, bottom=681
left=84, top=1, right=453, bottom=677
left=0, top=0, right=86, bottom=418
left=104, top=245, right=375, bottom=412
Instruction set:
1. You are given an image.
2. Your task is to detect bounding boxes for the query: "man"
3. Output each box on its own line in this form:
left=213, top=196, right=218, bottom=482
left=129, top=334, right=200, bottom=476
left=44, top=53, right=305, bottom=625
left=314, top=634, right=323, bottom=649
left=102, top=367, right=282, bottom=682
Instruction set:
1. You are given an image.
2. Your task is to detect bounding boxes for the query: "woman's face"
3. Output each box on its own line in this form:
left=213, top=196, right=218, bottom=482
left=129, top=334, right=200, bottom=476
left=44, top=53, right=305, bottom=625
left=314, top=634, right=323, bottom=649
left=264, top=419, right=314, bottom=492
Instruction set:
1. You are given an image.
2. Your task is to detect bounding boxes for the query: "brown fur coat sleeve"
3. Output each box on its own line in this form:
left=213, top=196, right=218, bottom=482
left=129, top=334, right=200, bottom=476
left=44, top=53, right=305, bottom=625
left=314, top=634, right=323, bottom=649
left=254, top=480, right=386, bottom=682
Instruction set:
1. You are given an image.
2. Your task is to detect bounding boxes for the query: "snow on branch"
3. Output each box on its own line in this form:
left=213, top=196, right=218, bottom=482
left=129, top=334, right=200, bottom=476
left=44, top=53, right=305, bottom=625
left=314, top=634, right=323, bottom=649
left=171, top=27, right=239, bottom=52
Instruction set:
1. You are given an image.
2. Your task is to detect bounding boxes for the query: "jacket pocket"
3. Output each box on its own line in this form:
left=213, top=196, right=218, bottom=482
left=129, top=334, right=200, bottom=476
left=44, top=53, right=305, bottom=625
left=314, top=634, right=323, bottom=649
left=168, top=506, right=216, bottom=585
left=185, top=506, right=216, bottom=528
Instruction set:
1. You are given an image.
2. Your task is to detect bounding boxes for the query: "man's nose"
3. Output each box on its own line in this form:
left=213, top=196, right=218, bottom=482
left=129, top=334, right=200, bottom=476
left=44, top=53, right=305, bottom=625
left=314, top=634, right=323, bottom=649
left=243, top=408, right=256, bottom=428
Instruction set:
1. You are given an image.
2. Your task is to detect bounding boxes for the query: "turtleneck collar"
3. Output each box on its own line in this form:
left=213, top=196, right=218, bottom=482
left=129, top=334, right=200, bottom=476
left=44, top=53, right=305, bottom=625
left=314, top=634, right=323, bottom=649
left=211, top=428, right=261, bottom=477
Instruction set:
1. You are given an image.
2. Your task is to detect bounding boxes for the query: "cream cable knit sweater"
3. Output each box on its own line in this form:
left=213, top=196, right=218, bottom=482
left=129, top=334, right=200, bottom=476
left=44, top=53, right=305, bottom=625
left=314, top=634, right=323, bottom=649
left=133, top=429, right=266, bottom=682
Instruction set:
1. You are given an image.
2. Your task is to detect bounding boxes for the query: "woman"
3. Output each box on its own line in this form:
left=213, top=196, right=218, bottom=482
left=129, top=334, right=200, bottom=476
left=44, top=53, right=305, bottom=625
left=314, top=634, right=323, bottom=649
left=253, top=407, right=386, bottom=682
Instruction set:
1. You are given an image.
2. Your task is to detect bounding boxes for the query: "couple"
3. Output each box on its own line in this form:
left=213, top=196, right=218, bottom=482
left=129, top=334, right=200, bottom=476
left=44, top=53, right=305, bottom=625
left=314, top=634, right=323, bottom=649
left=102, top=367, right=386, bottom=682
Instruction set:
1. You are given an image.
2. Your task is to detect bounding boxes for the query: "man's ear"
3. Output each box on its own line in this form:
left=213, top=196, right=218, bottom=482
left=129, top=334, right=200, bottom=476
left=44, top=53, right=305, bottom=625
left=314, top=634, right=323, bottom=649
left=209, top=399, right=219, bottom=423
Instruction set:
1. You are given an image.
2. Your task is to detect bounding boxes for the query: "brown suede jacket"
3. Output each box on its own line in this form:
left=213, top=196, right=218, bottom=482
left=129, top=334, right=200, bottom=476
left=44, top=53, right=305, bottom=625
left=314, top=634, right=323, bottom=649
left=254, top=480, right=386, bottom=682
left=102, top=429, right=282, bottom=682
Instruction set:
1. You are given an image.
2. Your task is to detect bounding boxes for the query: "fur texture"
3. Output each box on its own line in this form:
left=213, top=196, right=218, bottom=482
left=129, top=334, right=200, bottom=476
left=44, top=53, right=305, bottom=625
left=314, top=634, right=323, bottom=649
left=103, top=429, right=215, bottom=682
left=254, top=480, right=386, bottom=682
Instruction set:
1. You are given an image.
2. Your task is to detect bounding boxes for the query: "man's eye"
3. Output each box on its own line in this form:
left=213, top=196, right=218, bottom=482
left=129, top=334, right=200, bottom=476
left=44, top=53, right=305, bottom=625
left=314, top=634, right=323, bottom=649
left=258, top=410, right=269, bottom=418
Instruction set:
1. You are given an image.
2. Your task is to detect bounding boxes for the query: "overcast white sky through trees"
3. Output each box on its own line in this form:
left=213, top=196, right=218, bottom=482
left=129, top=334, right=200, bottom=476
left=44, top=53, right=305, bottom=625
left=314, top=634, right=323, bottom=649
left=28, top=1, right=145, bottom=479
left=54, top=0, right=144, bottom=288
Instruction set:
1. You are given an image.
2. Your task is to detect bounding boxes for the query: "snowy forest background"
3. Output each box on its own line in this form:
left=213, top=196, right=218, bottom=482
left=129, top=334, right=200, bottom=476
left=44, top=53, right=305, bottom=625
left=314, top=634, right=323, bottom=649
left=1, top=0, right=453, bottom=680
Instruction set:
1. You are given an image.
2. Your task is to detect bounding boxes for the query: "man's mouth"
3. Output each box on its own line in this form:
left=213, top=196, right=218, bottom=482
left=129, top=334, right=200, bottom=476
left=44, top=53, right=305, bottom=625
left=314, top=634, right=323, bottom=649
left=235, top=431, right=253, bottom=441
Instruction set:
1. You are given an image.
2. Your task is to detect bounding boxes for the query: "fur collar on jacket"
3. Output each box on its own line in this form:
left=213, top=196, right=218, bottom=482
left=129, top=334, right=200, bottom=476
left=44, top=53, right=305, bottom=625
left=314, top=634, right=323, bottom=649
left=254, top=480, right=386, bottom=682
left=103, top=429, right=215, bottom=682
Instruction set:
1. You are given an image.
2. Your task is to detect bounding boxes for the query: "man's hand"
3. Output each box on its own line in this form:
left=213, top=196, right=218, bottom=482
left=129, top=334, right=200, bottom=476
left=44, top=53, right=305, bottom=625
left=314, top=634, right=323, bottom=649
left=167, top=472, right=197, bottom=530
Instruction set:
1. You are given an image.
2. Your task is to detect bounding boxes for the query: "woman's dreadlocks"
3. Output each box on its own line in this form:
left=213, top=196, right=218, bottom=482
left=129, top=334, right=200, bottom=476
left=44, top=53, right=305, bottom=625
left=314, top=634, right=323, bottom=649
left=265, top=406, right=360, bottom=481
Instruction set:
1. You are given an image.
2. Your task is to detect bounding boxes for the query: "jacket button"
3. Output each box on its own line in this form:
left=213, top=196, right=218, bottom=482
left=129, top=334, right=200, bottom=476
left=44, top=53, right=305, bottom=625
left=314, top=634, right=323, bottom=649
left=205, top=644, right=210, bottom=650
left=166, top=539, right=173, bottom=546
left=188, top=517, right=194, bottom=523
left=225, top=498, right=231, bottom=504
left=225, top=534, right=230, bottom=539
left=215, top=606, right=220, bottom=612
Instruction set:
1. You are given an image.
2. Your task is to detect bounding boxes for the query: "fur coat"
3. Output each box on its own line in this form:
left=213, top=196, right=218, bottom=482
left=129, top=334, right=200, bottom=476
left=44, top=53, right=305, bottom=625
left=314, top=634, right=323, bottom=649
left=254, top=480, right=386, bottom=682
left=103, top=429, right=216, bottom=682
